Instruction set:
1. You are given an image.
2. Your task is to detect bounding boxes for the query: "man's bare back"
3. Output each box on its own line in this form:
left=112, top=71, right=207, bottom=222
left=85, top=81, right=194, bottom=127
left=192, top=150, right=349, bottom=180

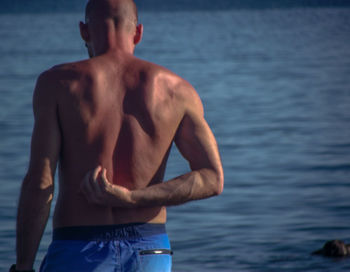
left=14, top=0, right=223, bottom=270
left=52, top=52, right=189, bottom=227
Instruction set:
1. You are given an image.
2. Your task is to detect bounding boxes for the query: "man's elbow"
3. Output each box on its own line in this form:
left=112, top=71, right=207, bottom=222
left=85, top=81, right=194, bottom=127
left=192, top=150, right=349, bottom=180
left=22, top=173, right=54, bottom=196
left=213, top=172, right=224, bottom=196
left=197, top=168, right=224, bottom=197
left=206, top=168, right=224, bottom=196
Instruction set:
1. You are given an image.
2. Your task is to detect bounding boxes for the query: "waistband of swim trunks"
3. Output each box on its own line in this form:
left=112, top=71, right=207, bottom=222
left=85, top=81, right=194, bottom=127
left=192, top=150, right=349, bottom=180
left=52, top=223, right=166, bottom=241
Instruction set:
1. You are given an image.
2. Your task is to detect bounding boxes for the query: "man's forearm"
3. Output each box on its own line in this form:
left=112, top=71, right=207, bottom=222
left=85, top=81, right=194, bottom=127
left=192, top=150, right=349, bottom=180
left=16, top=176, right=53, bottom=270
left=129, top=168, right=223, bottom=207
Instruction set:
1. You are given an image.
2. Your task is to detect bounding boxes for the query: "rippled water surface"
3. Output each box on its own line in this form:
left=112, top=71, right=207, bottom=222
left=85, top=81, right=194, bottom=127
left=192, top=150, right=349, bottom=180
left=0, top=8, right=350, bottom=271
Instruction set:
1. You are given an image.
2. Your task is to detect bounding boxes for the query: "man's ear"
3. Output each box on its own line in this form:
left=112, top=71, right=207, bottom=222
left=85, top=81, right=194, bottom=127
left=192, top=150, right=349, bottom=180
left=133, top=24, right=143, bottom=45
left=79, top=21, right=90, bottom=42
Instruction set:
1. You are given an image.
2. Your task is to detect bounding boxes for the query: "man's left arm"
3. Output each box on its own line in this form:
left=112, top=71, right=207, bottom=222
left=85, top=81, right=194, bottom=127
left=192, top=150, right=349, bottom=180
left=81, top=83, right=223, bottom=208
left=15, top=71, right=61, bottom=270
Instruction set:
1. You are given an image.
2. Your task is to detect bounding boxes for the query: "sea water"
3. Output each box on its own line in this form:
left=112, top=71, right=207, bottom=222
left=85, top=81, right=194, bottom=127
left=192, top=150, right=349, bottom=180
left=0, top=8, right=350, bottom=271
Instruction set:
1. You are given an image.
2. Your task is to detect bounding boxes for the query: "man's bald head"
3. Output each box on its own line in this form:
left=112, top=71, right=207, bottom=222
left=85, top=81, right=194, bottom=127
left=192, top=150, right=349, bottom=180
left=85, top=0, right=138, bottom=32
left=80, top=0, right=142, bottom=56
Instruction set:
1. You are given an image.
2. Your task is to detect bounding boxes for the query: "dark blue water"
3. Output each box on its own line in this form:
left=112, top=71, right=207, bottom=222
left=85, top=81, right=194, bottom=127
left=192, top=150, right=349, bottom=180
left=2, top=0, right=350, bottom=13
left=1, top=8, right=350, bottom=271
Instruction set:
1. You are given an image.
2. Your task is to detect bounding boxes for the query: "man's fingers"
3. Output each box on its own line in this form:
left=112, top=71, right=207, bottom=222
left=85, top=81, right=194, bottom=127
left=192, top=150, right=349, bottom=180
left=80, top=167, right=100, bottom=192
left=87, top=165, right=103, bottom=194
left=92, top=166, right=102, bottom=181
left=100, top=168, right=108, bottom=184
left=81, top=172, right=95, bottom=202
left=97, top=168, right=108, bottom=189
left=81, top=167, right=103, bottom=204
left=92, top=171, right=103, bottom=196
left=80, top=166, right=114, bottom=205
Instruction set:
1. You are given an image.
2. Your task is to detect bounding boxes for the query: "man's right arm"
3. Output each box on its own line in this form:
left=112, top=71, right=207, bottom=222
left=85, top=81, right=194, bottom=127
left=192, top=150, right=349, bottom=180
left=15, top=70, right=61, bottom=270
left=81, top=83, right=224, bottom=207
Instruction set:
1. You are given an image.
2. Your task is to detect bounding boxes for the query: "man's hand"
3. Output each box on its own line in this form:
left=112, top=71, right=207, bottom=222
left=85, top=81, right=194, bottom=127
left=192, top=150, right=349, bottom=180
left=80, top=166, right=134, bottom=208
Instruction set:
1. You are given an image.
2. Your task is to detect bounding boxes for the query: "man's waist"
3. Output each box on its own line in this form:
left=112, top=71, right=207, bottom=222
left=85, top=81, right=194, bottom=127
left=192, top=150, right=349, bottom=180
left=53, top=223, right=167, bottom=241
left=53, top=199, right=167, bottom=226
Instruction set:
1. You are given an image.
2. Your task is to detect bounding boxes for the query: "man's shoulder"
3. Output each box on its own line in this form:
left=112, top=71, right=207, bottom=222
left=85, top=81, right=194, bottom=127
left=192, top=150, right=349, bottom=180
left=32, top=62, right=84, bottom=108
left=152, top=64, right=199, bottom=104
left=36, top=59, right=94, bottom=93
left=131, top=57, right=196, bottom=96
left=43, top=59, right=92, bottom=79
left=138, top=59, right=202, bottom=116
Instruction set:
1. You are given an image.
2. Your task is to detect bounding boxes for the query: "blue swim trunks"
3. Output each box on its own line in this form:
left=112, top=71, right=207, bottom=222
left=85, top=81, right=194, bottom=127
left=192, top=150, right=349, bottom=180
left=39, top=223, right=172, bottom=272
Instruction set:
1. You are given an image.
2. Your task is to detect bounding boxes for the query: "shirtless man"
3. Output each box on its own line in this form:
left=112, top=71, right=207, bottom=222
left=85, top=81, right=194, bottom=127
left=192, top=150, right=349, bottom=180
left=13, top=0, right=223, bottom=271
